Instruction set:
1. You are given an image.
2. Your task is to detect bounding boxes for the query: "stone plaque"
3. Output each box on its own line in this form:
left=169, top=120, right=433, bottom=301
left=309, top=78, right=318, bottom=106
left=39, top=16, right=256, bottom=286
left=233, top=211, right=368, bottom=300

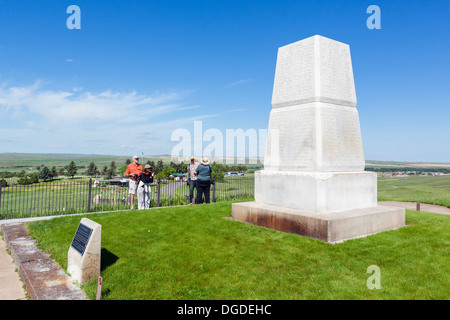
left=68, top=218, right=102, bottom=285
left=70, top=223, right=93, bottom=256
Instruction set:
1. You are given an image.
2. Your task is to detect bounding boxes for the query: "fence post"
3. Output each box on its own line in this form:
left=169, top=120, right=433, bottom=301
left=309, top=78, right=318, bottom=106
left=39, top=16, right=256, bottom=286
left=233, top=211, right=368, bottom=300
left=157, top=178, right=161, bottom=207
left=416, top=202, right=420, bottom=211
left=0, top=184, right=2, bottom=210
left=212, top=177, right=216, bottom=203
left=87, top=178, right=92, bottom=213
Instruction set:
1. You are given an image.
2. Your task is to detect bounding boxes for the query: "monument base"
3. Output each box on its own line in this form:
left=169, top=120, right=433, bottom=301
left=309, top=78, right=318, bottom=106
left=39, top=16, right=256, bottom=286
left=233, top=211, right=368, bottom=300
left=232, top=202, right=405, bottom=243
left=255, top=170, right=377, bottom=213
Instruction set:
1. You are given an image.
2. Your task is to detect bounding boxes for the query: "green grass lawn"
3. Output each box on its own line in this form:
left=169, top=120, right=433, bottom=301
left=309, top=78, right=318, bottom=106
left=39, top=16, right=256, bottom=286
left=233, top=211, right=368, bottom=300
left=378, top=175, right=450, bottom=207
left=26, top=201, right=450, bottom=300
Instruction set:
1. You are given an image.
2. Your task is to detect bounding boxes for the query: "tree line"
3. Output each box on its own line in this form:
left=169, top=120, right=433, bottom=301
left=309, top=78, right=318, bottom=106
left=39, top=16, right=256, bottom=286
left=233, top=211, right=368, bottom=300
left=0, top=159, right=249, bottom=186
left=365, top=167, right=450, bottom=174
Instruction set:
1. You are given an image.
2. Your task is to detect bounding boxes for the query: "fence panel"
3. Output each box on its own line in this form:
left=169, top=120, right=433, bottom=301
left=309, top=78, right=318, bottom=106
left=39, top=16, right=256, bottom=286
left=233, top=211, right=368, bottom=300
left=0, top=175, right=255, bottom=220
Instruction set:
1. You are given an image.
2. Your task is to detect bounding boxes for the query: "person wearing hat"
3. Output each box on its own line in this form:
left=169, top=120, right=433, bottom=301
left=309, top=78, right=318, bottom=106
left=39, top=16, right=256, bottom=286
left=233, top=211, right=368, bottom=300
left=186, top=156, right=199, bottom=205
left=137, top=164, right=154, bottom=210
left=124, top=155, right=143, bottom=209
left=195, top=157, right=212, bottom=204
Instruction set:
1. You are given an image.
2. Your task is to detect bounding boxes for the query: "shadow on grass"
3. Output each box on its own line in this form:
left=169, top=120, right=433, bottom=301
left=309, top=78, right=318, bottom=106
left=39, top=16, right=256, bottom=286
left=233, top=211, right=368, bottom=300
left=101, top=248, right=119, bottom=272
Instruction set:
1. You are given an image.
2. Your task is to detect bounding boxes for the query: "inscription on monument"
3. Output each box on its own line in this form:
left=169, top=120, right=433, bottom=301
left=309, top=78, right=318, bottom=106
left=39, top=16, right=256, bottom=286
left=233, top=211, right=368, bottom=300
left=70, top=223, right=93, bottom=256
left=272, top=39, right=315, bottom=107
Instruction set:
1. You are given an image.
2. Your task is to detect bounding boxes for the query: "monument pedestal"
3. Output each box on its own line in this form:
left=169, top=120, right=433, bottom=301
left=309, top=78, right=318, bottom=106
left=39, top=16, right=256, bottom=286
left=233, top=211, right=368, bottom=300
left=232, top=202, right=405, bottom=243
left=255, top=170, right=377, bottom=213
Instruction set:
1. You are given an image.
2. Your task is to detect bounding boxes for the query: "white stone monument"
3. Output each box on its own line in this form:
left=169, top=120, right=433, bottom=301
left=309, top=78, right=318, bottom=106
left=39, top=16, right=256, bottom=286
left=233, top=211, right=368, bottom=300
left=232, top=35, right=405, bottom=243
left=68, top=218, right=102, bottom=285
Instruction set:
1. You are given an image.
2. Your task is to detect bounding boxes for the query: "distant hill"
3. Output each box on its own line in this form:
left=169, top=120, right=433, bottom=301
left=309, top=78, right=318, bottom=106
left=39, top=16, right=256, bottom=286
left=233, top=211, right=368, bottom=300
left=0, top=153, right=171, bottom=172
left=365, top=160, right=450, bottom=168
left=0, top=153, right=448, bottom=172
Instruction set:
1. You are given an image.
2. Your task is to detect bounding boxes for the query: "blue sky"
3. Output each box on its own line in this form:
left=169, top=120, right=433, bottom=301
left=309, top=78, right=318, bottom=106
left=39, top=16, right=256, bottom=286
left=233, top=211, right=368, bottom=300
left=0, top=0, right=449, bottom=162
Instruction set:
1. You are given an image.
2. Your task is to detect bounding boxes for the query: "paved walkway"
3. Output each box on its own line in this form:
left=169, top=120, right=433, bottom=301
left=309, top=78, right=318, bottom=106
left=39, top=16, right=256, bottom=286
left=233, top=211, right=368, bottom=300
left=0, top=233, right=27, bottom=300
left=160, top=181, right=185, bottom=194
left=379, top=201, right=450, bottom=215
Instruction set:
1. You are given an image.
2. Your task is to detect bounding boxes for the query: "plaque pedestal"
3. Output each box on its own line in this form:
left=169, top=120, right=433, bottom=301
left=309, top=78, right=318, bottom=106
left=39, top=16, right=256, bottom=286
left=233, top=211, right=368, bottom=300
left=68, top=218, right=102, bottom=285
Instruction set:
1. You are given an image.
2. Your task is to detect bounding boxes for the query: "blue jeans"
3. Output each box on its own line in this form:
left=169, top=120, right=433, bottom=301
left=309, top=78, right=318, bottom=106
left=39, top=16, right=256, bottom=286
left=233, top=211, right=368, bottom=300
left=188, top=179, right=197, bottom=203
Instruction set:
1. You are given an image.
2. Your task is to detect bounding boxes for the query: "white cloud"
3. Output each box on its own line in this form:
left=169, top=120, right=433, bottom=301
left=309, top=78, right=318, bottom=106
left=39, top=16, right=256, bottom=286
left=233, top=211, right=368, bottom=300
left=0, top=81, right=187, bottom=124
left=0, top=81, right=218, bottom=155
left=225, top=79, right=251, bottom=87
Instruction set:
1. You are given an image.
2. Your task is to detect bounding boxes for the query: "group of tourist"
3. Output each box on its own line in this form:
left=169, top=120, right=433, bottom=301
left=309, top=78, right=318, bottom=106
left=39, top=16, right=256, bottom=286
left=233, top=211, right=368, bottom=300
left=124, top=155, right=213, bottom=210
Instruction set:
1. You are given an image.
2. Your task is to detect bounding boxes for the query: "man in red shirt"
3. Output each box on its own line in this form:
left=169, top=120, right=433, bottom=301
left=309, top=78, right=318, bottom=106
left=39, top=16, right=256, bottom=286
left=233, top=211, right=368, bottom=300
left=124, top=155, right=143, bottom=210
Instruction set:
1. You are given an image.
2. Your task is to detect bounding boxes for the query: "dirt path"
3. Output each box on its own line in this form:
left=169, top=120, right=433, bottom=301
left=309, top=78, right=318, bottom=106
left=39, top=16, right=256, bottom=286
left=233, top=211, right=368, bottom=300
left=379, top=201, right=450, bottom=215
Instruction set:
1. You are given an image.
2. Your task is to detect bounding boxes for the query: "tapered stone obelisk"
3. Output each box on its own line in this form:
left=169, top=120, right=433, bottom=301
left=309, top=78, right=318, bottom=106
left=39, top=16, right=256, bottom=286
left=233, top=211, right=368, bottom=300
left=232, top=35, right=405, bottom=243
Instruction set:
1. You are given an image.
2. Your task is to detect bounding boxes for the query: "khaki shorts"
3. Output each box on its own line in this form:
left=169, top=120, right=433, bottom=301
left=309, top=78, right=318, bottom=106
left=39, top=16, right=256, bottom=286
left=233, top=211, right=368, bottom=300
left=129, top=179, right=138, bottom=194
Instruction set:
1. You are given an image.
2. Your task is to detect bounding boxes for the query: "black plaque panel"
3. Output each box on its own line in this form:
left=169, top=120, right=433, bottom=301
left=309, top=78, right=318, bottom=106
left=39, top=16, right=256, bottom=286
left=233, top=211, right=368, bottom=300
left=70, top=223, right=93, bottom=256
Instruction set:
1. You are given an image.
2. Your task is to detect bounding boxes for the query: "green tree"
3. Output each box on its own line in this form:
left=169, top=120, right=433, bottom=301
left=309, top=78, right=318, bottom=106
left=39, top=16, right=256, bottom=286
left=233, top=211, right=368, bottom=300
left=146, top=160, right=155, bottom=168
left=169, top=161, right=185, bottom=173
left=102, top=161, right=117, bottom=179
left=0, top=172, right=13, bottom=179
left=51, top=166, right=58, bottom=179
left=17, top=177, right=31, bottom=185
left=169, top=161, right=178, bottom=171
left=18, top=170, right=26, bottom=178
left=119, top=165, right=127, bottom=176
left=101, top=166, right=109, bottom=178
left=29, top=173, right=39, bottom=184
left=66, top=161, right=78, bottom=178
left=237, top=165, right=248, bottom=172
left=86, top=162, right=99, bottom=177
left=0, top=178, right=8, bottom=187
left=211, top=162, right=225, bottom=182
left=155, top=165, right=174, bottom=179
left=39, top=166, right=52, bottom=181
left=156, top=160, right=164, bottom=174
left=108, top=161, right=117, bottom=178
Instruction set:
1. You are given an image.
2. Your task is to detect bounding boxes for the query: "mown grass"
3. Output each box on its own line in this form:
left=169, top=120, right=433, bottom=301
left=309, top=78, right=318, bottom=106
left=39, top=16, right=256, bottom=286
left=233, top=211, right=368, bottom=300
left=378, top=175, right=450, bottom=207
left=26, top=202, right=449, bottom=300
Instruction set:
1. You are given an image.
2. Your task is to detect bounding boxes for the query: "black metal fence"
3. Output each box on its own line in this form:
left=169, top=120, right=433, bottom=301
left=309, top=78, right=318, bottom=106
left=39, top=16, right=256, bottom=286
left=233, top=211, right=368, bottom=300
left=0, top=175, right=254, bottom=220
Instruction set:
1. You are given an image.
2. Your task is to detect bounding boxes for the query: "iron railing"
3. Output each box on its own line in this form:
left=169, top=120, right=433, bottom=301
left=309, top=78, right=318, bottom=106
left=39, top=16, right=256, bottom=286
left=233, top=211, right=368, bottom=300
left=0, top=175, right=254, bottom=220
